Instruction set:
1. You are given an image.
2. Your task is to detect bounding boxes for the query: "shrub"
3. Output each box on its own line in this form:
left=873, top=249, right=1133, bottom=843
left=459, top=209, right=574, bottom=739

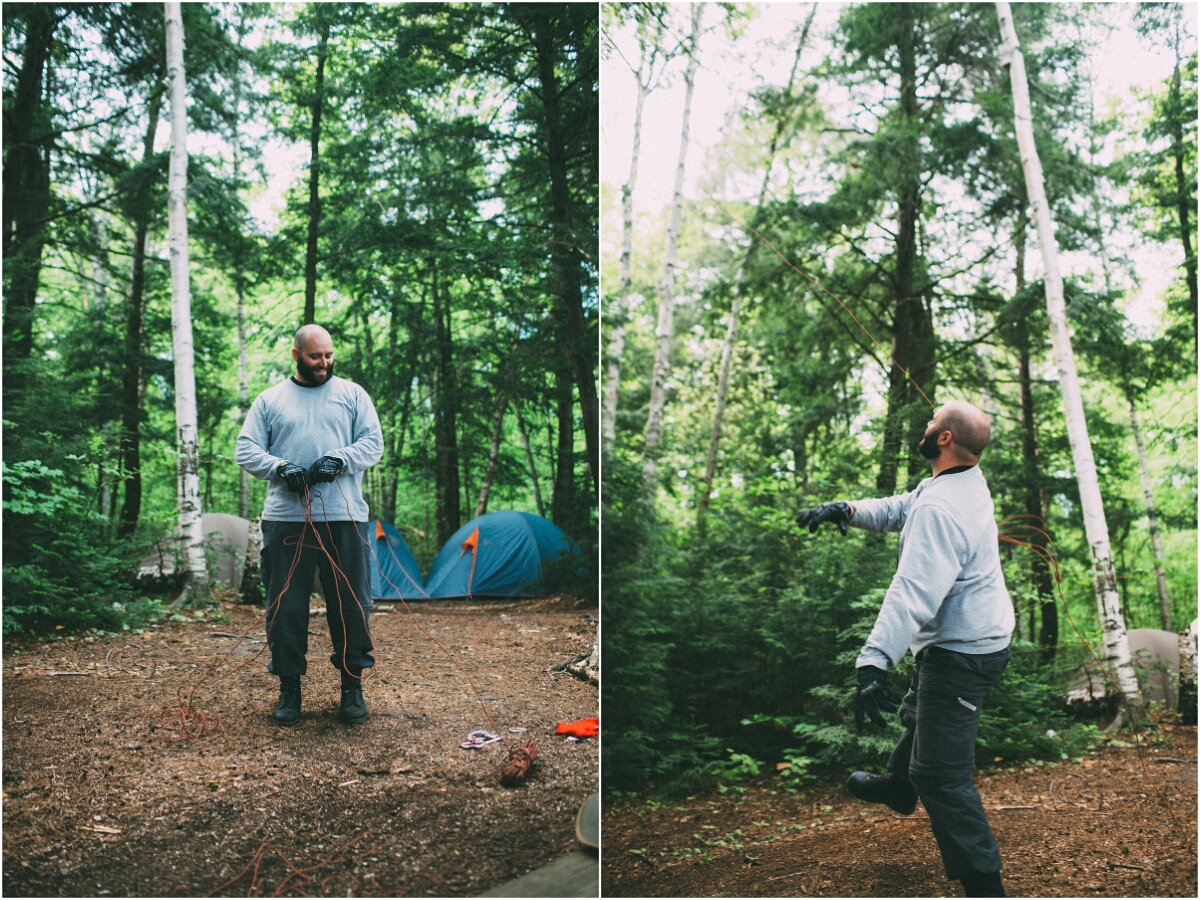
left=2, top=460, right=142, bottom=634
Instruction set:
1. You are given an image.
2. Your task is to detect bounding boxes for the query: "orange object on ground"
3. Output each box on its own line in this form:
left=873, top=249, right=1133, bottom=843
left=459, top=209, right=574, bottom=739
left=555, top=717, right=599, bottom=738
left=500, top=741, right=540, bottom=786
left=375, top=519, right=385, bottom=540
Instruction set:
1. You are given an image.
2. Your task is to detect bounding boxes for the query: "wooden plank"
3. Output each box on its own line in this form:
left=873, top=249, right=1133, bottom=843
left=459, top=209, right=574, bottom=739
left=478, top=848, right=598, bottom=898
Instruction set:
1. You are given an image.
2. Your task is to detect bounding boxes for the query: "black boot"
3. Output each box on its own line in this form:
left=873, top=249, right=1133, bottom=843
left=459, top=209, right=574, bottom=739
left=340, top=667, right=367, bottom=725
left=846, top=771, right=918, bottom=815
left=961, top=870, right=1005, bottom=897
left=273, top=675, right=301, bottom=726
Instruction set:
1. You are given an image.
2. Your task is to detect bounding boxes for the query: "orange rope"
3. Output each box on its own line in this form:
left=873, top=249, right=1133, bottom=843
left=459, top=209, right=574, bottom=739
left=374, top=519, right=430, bottom=599
left=336, top=482, right=502, bottom=738
left=742, top=222, right=936, bottom=410
left=997, top=515, right=1182, bottom=835
left=131, top=480, right=516, bottom=771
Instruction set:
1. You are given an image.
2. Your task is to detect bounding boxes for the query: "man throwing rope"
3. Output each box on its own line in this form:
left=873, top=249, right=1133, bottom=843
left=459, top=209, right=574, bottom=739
left=236, top=324, right=383, bottom=727
left=797, top=400, right=1015, bottom=898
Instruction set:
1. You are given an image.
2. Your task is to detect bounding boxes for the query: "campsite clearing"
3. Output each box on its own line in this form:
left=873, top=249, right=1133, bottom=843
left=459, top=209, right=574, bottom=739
left=2, top=594, right=598, bottom=897
left=601, top=724, right=1197, bottom=898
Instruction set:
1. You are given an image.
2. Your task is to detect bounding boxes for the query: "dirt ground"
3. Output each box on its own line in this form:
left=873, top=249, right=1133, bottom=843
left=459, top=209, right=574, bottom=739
left=602, top=724, right=1197, bottom=898
left=2, top=595, right=599, bottom=897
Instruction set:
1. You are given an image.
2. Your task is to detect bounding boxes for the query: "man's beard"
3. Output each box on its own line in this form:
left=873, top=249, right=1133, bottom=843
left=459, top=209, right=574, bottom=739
left=917, top=430, right=942, bottom=460
left=297, top=358, right=334, bottom=384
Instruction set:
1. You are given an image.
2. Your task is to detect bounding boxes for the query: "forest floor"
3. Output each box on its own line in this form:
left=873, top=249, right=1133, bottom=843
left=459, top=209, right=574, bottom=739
left=602, top=721, right=1197, bottom=898
left=2, top=594, right=599, bottom=897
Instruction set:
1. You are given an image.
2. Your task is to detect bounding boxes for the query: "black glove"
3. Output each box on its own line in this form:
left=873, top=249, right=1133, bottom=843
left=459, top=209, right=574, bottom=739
left=277, top=461, right=309, bottom=493
left=855, top=665, right=901, bottom=730
left=796, top=501, right=852, bottom=535
left=308, top=455, right=344, bottom=485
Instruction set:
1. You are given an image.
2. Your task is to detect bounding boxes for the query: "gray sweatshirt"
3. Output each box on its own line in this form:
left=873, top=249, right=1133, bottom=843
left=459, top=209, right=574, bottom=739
left=850, top=466, right=1014, bottom=670
left=236, top=375, right=383, bottom=522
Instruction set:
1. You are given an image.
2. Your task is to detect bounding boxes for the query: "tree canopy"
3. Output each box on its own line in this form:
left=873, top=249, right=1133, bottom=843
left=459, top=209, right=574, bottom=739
left=601, top=1, right=1196, bottom=790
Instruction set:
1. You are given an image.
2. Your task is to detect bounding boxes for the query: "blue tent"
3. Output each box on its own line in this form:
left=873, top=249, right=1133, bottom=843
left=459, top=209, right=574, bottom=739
left=425, top=511, right=579, bottom=598
left=368, top=519, right=428, bottom=600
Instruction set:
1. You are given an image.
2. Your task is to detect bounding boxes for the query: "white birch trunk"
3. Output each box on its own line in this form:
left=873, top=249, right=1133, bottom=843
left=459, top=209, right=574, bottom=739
left=996, top=1, right=1143, bottom=723
left=602, top=322, right=625, bottom=453
left=643, top=4, right=702, bottom=487
left=603, top=71, right=647, bottom=455
left=697, top=4, right=816, bottom=537
left=165, top=2, right=208, bottom=608
left=1127, top=395, right=1172, bottom=630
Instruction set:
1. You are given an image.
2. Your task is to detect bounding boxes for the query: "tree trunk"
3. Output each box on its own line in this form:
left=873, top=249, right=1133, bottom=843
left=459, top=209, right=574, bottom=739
left=602, top=319, right=626, bottom=455
left=552, top=368, right=575, bottom=532
left=239, top=516, right=264, bottom=604
left=2, top=4, right=57, bottom=368
left=232, top=22, right=251, bottom=520
left=697, top=5, right=816, bottom=540
left=513, top=399, right=545, bottom=518
left=165, top=2, right=207, bottom=607
left=1179, top=618, right=1198, bottom=725
left=1168, top=5, right=1197, bottom=340
left=382, top=285, right=420, bottom=525
left=531, top=11, right=599, bottom=502
left=545, top=408, right=557, bottom=488
left=643, top=4, right=702, bottom=489
left=117, top=89, right=164, bottom=540
left=876, top=3, right=936, bottom=497
left=304, top=16, right=330, bottom=326
left=475, top=394, right=508, bottom=518
left=1013, top=204, right=1057, bottom=662
left=997, top=1, right=1144, bottom=724
left=432, top=263, right=460, bottom=548
left=605, top=48, right=652, bottom=456
left=1126, top=386, right=1172, bottom=631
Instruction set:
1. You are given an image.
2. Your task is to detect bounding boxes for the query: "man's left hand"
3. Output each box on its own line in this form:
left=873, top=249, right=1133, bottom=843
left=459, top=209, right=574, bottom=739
left=855, top=665, right=901, bottom=730
left=309, top=455, right=344, bottom=484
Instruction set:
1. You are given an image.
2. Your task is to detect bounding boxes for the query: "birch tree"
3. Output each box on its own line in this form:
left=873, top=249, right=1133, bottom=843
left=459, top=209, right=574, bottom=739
left=603, top=3, right=672, bottom=454
left=696, top=3, right=817, bottom=540
left=643, top=3, right=702, bottom=487
left=165, top=1, right=208, bottom=607
left=996, top=1, right=1144, bottom=724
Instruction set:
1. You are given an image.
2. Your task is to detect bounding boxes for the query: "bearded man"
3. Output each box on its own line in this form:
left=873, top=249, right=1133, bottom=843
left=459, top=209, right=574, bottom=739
left=236, top=324, right=383, bottom=726
left=796, top=400, right=1015, bottom=898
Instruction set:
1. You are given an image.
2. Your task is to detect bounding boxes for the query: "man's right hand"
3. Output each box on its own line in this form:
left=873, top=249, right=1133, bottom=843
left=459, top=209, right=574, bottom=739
left=855, top=665, right=901, bottom=730
left=277, top=461, right=309, bottom=493
left=796, top=501, right=852, bottom=535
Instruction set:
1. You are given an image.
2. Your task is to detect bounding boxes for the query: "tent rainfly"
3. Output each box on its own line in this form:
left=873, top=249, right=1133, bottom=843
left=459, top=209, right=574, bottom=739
left=369, top=519, right=428, bottom=600
left=425, top=511, right=580, bottom=599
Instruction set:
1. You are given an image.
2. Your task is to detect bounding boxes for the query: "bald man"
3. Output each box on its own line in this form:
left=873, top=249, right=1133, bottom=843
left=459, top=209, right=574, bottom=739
left=796, top=401, right=1015, bottom=898
left=236, top=324, right=383, bottom=727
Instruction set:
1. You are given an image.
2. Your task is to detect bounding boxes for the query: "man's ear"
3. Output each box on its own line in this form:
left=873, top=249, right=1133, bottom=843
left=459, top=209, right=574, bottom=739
left=938, top=429, right=953, bottom=447
left=291, top=347, right=300, bottom=364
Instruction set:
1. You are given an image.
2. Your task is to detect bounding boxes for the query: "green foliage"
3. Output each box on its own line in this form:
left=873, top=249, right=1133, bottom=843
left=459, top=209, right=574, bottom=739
left=976, top=641, right=1078, bottom=762
left=1, top=460, right=141, bottom=635
left=708, top=750, right=764, bottom=780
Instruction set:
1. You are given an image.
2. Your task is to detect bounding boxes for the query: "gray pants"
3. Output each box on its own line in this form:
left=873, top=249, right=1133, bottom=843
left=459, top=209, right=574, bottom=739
left=261, top=520, right=374, bottom=677
left=887, top=644, right=1010, bottom=881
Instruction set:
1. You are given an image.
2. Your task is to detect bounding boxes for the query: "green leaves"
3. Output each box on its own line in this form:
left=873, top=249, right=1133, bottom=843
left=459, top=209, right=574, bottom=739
left=2, top=460, right=84, bottom=518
